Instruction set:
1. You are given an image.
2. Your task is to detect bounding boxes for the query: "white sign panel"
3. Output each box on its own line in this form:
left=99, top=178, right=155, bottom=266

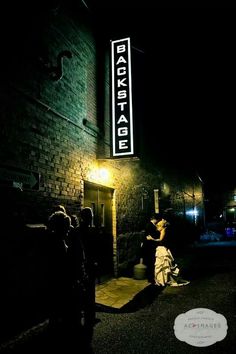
left=174, top=308, right=228, bottom=347
left=111, top=37, right=134, bottom=157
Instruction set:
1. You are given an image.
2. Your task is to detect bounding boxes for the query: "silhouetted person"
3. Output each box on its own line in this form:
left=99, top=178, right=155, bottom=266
left=53, top=204, right=67, bottom=213
left=70, top=214, right=80, bottom=229
left=47, top=210, right=71, bottom=332
left=142, top=213, right=160, bottom=283
left=68, top=207, right=98, bottom=353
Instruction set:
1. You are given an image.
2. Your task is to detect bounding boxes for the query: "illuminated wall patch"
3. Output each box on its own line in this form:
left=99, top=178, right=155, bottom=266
left=111, top=37, right=134, bottom=157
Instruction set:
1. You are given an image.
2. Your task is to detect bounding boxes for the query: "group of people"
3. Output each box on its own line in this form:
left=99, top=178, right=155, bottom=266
left=46, top=205, right=188, bottom=351
left=47, top=205, right=98, bottom=353
left=142, top=213, right=190, bottom=287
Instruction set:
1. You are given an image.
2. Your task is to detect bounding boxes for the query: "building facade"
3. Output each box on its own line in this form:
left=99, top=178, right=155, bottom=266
left=0, top=3, right=203, bottom=338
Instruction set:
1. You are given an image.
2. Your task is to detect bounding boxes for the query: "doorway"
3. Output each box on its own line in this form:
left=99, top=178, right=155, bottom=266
left=84, top=181, right=114, bottom=281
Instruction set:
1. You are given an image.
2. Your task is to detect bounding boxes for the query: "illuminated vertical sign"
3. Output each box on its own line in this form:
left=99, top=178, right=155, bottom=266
left=111, top=37, right=134, bottom=157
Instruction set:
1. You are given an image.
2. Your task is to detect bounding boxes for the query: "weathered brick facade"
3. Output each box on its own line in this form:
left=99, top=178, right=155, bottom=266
left=0, top=4, right=204, bottom=329
left=1, top=4, right=204, bottom=267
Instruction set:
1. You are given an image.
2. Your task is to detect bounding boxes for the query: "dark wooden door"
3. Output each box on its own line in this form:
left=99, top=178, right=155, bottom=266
left=84, top=181, right=114, bottom=281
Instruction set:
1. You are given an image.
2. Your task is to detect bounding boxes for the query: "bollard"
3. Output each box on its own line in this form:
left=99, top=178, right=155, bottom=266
left=133, top=258, right=147, bottom=280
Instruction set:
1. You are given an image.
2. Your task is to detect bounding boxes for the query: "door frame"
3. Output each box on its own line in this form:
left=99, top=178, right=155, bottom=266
left=83, top=180, right=118, bottom=278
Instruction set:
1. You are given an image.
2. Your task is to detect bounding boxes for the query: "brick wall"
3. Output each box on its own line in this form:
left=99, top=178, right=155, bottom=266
left=0, top=5, right=105, bottom=340
left=0, top=3, right=203, bottom=257
left=0, top=4, right=204, bottom=341
left=0, top=6, right=100, bottom=223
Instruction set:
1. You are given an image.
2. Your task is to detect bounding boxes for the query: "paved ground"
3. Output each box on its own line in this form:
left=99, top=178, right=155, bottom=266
left=1, top=240, right=236, bottom=353
left=0, top=272, right=150, bottom=352
left=92, top=241, right=236, bottom=354
left=96, top=277, right=149, bottom=309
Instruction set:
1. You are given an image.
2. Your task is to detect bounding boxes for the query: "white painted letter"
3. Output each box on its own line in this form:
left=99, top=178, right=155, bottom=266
left=118, top=127, right=128, bottom=136
left=117, top=78, right=127, bottom=87
left=117, top=67, right=126, bottom=76
left=117, top=102, right=127, bottom=111
left=117, top=44, right=126, bottom=53
left=117, top=115, right=128, bottom=124
left=119, top=140, right=128, bottom=149
left=118, top=90, right=127, bottom=99
left=116, top=56, right=127, bottom=65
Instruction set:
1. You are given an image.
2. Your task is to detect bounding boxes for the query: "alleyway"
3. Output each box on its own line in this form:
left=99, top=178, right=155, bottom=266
left=92, top=241, right=236, bottom=354
left=1, top=241, right=236, bottom=353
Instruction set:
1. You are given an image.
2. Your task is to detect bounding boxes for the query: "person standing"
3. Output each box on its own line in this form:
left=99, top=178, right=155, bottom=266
left=147, top=215, right=190, bottom=287
left=68, top=207, right=99, bottom=352
left=142, top=213, right=160, bottom=283
left=47, top=209, right=71, bottom=332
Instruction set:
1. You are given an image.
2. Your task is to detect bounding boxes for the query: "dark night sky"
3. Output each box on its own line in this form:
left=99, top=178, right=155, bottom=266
left=92, top=4, right=236, bottom=196
left=1, top=1, right=235, bottom=198
left=140, top=16, right=235, bottom=192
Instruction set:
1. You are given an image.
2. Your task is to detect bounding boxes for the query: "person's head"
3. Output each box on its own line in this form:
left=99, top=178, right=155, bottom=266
left=150, top=213, right=163, bottom=224
left=54, top=204, right=66, bottom=213
left=70, top=214, right=79, bottom=228
left=80, top=207, right=93, bottom=227
left=48, top=210, right=71, bottom=238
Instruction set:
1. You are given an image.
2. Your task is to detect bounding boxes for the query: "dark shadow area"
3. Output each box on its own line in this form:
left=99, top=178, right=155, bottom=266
left=95, top=304, right=121, bottom=314
left=0, top=321, right=94, bottom=354
left=121, top=284, right=164, bottom=313
left=96, top=284, right=163, bottom=314
left=178, top=243, right=236, bottom=283
left=0, top=224, right=50, bottom=345
left=0, top=323, right=49, bottom=354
